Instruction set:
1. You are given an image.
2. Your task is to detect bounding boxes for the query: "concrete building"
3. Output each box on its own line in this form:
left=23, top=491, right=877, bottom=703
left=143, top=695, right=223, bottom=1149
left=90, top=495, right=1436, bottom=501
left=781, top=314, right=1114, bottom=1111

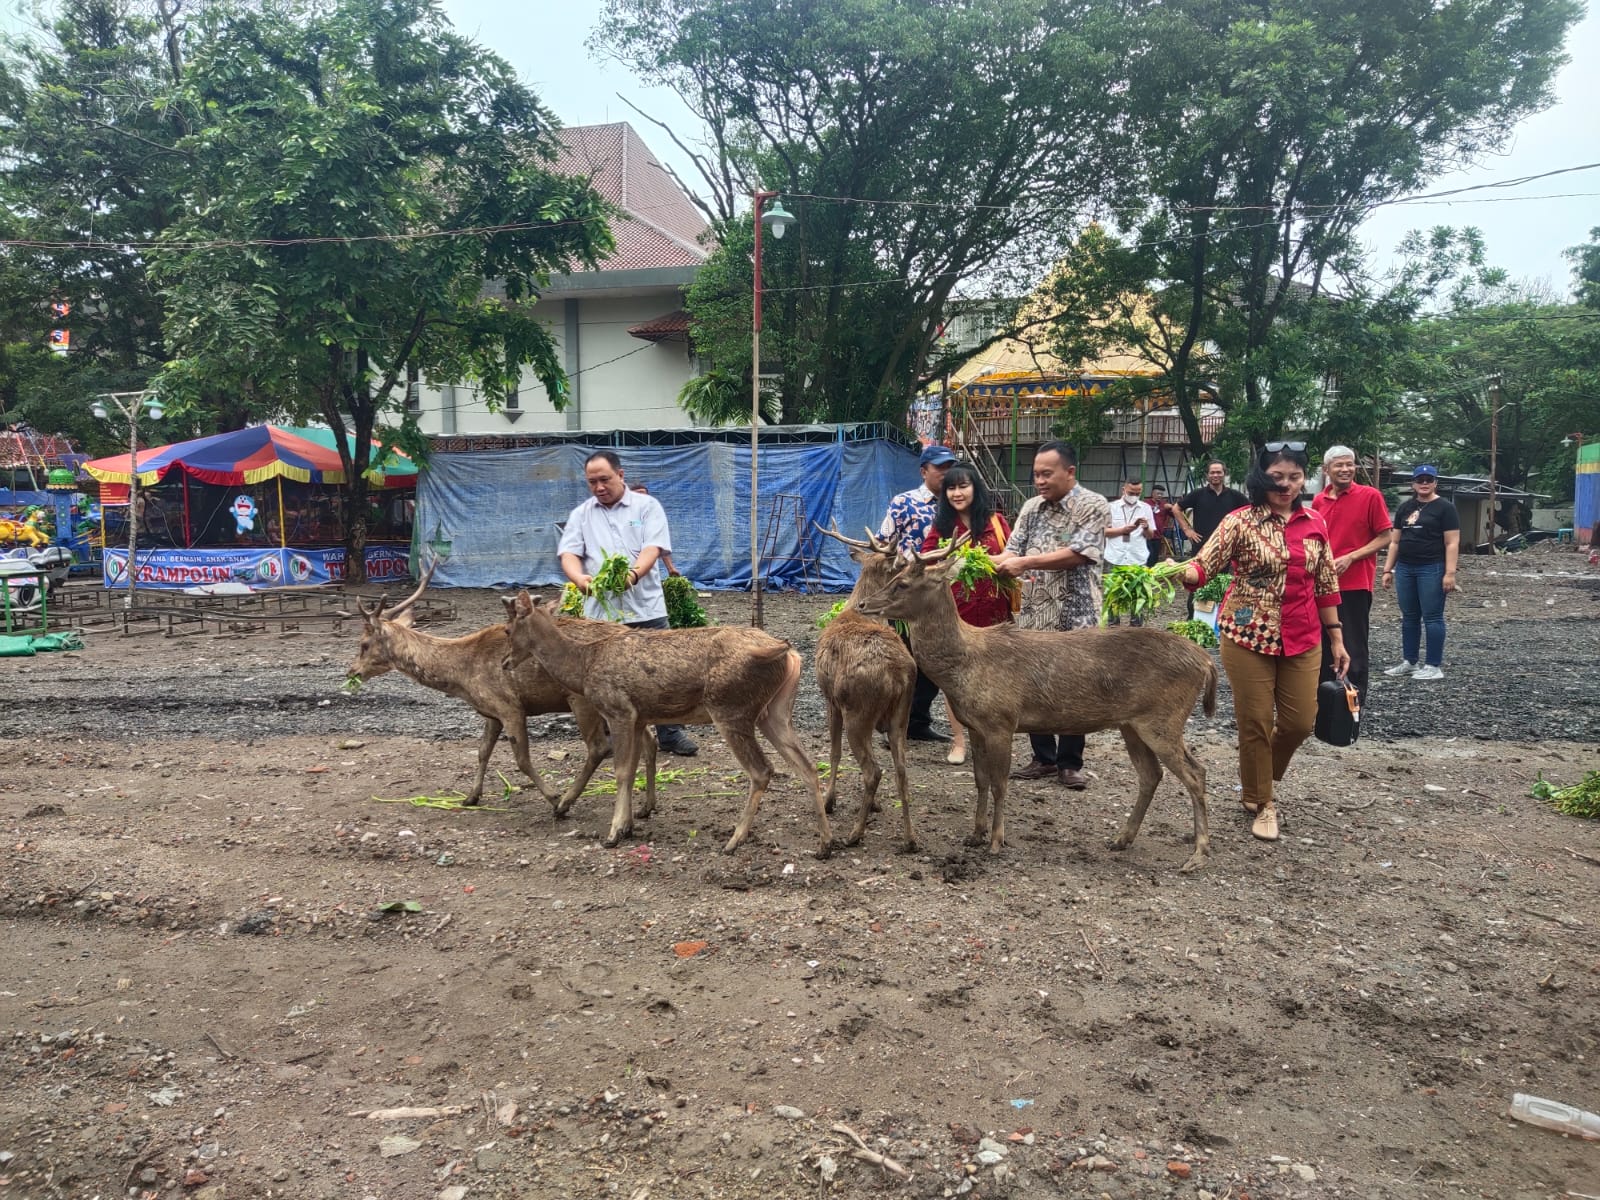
left=411, top=123, right=709, bottom=437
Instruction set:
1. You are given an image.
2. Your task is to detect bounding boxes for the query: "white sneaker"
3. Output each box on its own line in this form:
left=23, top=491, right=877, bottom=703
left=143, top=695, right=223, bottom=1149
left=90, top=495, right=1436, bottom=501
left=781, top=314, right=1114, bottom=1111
left=1383, top=661, right=1418, bottom=677
left=1412, top=665, right=1445, bottom=681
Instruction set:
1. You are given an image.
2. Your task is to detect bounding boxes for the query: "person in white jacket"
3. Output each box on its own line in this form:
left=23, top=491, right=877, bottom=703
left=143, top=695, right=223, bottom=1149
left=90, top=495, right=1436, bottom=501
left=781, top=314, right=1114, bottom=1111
left=1103, top=480, right=1156, bottom=625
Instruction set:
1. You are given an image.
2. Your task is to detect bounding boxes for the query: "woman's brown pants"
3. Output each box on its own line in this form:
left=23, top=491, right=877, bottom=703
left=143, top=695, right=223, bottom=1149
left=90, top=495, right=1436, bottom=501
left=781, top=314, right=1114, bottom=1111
left=1219, top=640, right=1321, bottom=811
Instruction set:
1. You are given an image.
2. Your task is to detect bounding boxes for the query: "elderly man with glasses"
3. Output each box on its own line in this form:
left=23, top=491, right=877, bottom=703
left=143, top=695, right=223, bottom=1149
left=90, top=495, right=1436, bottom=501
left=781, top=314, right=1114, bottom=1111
left=1311, top=446, right=1391, bottom=705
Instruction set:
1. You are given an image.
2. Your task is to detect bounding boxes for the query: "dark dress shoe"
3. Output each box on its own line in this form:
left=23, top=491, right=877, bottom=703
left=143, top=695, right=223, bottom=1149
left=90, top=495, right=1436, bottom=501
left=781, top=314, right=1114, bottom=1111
left=906, top=726, right=950, bottom=743
left=1010, top=758, right=1057, bottom=781
left=656, top=732, right=699, bottom=757
left=1057, top=767, right=1090, bottom=790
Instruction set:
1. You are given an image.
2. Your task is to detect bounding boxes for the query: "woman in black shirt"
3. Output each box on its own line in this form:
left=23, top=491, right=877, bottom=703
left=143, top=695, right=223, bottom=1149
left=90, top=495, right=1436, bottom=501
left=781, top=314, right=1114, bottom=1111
left=1380, top=465, right=1460, bottom=681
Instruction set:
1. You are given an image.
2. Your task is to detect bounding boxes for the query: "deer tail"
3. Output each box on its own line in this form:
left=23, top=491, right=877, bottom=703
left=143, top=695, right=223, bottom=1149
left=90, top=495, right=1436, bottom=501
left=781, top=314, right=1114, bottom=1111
left=756, top=649, right=805, bottom=725
left=1203, top=659, right=1219, bottom=717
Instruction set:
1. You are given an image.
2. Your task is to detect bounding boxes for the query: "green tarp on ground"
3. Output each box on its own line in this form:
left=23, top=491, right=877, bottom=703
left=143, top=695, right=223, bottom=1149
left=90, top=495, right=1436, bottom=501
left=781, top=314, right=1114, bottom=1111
left=0, top=631, right=84, bottom=656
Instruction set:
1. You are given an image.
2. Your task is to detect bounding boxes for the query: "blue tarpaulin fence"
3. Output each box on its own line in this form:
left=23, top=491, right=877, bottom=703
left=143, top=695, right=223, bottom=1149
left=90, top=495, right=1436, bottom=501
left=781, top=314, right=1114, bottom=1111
left=413, top=434, right=920, bottom=592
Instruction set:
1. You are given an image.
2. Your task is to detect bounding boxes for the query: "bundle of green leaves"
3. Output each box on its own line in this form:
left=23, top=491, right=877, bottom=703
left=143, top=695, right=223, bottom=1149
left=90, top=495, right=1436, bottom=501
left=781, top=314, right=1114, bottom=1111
left=587, top=552, right=633, bottom=620
left=816, top=599, right=849, bottom=630
left=1194, top=572, right=1232, bottom=606
left=1531, top=770, right=1600, bottom=820
left=558, top=583, right=585, bottom=616
left=1165, top=619, right=1219, bottom=649
left=664, top=575, right=711, bottom=628
left=941, top=538, right=999, bottom=600
left=1100, top=562, right=1189, bottom=624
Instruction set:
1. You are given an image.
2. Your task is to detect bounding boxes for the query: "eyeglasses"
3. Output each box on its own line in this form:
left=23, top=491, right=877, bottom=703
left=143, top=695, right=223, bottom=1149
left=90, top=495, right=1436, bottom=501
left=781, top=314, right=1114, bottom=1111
left=1264, top=441, right=1306, bottom=453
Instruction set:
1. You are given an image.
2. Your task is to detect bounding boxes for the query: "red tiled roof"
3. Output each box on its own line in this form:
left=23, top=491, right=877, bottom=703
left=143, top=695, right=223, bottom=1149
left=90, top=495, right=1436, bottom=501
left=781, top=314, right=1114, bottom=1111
left=556, top=123, right=710, bottom=272
left=627, top=309, right=691, bottom=341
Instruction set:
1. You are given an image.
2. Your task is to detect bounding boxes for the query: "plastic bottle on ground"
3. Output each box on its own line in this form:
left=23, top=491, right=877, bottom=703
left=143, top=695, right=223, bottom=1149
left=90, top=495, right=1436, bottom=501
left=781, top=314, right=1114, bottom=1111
left=1508, top=1093, right=1600, bottom=1140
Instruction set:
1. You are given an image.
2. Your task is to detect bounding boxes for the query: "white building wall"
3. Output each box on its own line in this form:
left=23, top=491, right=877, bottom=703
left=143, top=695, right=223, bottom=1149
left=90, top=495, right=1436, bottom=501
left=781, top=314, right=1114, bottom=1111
left=411, top=291, right=699, bottom=436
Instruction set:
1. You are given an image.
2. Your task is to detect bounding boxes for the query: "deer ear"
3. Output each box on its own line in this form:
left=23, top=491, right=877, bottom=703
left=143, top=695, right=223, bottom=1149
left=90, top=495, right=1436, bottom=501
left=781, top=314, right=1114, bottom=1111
left=501, top=596, right=517, bottom=619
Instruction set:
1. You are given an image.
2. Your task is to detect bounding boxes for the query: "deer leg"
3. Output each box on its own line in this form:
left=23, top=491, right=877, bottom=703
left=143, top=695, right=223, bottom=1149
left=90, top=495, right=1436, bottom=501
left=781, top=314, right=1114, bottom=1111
left=842, top=714, right=881, bottom=847
left=1155, top=735, right=1211, bottom=873
left=557, top=700, right=610, bottom=816
left=1111, top=726, right=1163, bottom=854
left=637, top=733, right=660, bottom=819
left=720, top=724, right=775, bottom=854
left=506, top=714, right=555, bottom=803
left=465, top=717, right=500, bottom=805
left=823, top=703, right=843, bottom=815
left=756, top=653, right=833, bottom=859
left=965, top=734, right=1001, bottom=847
left=884, top=722, right=916, bottom=853
left=605, top=717, right=645, bottom=848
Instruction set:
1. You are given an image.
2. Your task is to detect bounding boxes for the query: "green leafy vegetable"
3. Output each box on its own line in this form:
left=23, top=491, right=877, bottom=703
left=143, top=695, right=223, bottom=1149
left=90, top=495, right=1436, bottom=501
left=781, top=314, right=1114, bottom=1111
left=1100, top=562, right=1189, bottom=624
left=589, top=551, right=633, bottom=619
left=664, top=574, right=711, bottom=627
left=1530, top=770, right=1600, bottom=819
left=941, top=538, right=999, bottom=600
left=816, top=599, right=849, bottom=629
left=558, top=582, right=585, bottom=616
left=1165, top=619, right=1219, bottom=648
left=1194, top=571, right=1232, bottom=606
left=341, top=674, right=363, bottom=694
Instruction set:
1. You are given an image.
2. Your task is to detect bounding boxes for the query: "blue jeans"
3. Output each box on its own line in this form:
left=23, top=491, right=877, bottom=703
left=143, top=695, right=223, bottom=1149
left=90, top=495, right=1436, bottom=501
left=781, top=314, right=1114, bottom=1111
left=1393, top=561, right=1446, bottom=667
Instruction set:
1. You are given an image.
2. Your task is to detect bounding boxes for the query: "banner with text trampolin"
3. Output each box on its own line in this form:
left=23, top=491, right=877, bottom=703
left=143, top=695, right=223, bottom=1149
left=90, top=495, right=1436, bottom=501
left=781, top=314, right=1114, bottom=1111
left=102, top=545, right=410, bottom=590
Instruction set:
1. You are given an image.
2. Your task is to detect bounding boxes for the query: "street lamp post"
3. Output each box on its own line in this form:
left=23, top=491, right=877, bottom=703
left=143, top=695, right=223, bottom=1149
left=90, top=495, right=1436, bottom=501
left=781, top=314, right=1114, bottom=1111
left=749, top=190, right=795, bottom=629
left=92, top=390, right=164, bottom=611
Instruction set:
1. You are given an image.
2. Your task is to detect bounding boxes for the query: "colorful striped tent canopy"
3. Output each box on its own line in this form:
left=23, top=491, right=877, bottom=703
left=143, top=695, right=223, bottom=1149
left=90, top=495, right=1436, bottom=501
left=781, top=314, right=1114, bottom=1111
left=282, top=426, right=417, bottom=486
left=83, top=425, right=415, bottom=490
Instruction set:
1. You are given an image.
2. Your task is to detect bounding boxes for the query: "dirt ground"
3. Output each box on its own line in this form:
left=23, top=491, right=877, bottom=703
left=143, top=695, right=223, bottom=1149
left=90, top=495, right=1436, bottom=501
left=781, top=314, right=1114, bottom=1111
left=2, top=545, right=1597, bottom=1200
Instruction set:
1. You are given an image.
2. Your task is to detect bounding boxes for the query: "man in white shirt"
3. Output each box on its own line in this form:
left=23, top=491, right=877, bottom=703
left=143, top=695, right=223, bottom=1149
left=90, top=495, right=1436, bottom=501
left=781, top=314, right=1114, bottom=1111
left=1103, top=479, right=1155, bottom=626
left=557, top=450, right=698, bottom=756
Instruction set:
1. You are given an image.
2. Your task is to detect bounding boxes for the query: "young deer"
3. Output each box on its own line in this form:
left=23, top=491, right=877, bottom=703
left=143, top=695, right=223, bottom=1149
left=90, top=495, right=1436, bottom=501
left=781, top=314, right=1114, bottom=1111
left=855, top=539, right=1217, bottom=871
left=813, top=524, right=917, bottom=849
left=503, top=591, right=831, bottom=857
left=348, top=571, right=645, bottom=811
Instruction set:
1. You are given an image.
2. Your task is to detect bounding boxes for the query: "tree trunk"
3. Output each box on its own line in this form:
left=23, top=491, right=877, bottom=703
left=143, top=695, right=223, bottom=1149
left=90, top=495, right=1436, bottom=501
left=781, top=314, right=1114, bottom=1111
left=347, top=483, right=370, bottom=585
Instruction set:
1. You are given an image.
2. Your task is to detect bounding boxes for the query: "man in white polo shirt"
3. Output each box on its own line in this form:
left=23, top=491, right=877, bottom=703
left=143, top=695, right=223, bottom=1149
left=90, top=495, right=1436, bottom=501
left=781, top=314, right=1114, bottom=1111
left=558, top=449, right=698, bottom=756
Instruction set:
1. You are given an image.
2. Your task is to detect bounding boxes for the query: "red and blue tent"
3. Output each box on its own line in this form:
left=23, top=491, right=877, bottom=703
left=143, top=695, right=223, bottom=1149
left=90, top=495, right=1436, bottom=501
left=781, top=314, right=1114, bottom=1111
left=82, top=424, right=414, bottom=489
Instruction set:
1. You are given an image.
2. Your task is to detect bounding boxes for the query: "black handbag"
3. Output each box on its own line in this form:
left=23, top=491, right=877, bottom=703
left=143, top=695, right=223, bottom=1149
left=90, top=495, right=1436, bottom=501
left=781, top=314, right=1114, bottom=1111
left=1314, top=679, right=1361, bottom=747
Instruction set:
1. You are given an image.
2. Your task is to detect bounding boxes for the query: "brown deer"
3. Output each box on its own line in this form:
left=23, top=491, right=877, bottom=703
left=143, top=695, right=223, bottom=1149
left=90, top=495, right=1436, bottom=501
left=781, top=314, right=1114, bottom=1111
left=854, top=538, right=1217, bottom=871
left=503, top=591, right=831, bottom=857
left=813, top=524, right=918, bottom=849
left=348, top=570, right=650, bottom=812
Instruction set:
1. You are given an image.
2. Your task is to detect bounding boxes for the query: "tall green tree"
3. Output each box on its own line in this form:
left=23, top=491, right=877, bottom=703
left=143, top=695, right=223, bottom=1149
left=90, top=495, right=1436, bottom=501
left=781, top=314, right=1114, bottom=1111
left=0, top=0, right=192, bottom=449
left=150, top=0, right=612, bottom=579
left=595, top=0, right=1130, bottom=424
left=1100, top=0, right=1581, bottom=453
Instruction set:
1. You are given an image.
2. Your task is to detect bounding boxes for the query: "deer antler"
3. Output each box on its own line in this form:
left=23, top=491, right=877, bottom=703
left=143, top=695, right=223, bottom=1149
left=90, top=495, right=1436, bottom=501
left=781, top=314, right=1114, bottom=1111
left=382, top=557, right=437, bottom=620
left=814, top=521, right=876, bottom=551
left=913, top=529, right=969, bottom=563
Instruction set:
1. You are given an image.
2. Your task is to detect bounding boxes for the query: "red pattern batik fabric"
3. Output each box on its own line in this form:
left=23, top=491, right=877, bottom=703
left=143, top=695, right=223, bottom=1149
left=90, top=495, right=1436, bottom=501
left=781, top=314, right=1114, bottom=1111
left=1190, top=505, right=1340, bottom=656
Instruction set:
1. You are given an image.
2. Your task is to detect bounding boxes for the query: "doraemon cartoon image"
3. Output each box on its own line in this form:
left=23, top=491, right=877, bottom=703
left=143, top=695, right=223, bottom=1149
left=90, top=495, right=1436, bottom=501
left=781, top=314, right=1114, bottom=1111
left=231, top=494, right=259, bottom=534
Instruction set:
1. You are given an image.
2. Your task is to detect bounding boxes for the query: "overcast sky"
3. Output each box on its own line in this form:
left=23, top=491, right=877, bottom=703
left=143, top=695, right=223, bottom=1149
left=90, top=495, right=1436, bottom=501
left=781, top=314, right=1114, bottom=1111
left=442, top=0, right=1600, bottom=297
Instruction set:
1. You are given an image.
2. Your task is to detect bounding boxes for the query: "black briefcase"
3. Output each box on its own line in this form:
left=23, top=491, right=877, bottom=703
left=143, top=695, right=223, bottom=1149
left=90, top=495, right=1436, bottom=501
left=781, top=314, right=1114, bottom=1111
left=1314, top=680, right=1361, bottom=747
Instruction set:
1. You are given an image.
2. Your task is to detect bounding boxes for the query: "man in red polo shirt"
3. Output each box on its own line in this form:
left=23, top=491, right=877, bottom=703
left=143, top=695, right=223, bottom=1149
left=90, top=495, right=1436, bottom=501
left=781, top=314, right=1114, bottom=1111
left=1311, top=445, right=1391, bottom=705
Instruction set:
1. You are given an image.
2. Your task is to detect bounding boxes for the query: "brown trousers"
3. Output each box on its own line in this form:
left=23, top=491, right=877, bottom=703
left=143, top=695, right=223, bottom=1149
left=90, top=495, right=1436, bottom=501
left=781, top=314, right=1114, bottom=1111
left=1219, top=640, right=1321, bottom=811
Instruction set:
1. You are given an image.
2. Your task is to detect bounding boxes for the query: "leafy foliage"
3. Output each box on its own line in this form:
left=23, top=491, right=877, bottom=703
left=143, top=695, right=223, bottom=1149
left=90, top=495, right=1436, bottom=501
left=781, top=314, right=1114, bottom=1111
left=596, top=0, right=1130, bottom=424
left=1530, top=770, right=1600, bottom=820
left=142, top=0, right=611, bottom=579
left=663, top=574, right=711, bottom=628
left=1165, top=619, right=1219, bottom=649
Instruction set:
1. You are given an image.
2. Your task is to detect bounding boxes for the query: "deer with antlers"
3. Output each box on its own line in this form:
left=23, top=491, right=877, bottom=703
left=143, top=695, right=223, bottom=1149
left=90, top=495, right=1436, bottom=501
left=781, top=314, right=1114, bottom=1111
left=813, top=524, right=919, bottom=849
left=854, top=535, right=1217, bottom=871
left=502, top=591, right=830, bottom=857
left=348, top=567, right=650, bottom=811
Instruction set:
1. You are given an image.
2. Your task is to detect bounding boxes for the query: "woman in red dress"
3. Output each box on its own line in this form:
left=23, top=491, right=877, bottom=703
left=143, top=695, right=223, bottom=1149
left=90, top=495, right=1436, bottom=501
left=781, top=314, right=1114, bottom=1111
left=920, top=462, right=1013, bottom=765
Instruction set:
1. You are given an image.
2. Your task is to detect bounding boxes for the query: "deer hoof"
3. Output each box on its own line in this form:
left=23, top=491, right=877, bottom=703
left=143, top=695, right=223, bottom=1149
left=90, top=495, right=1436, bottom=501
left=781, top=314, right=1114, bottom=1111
left=1108, top=836, right=1132, bottom=852
left=463, top=795, right=482, bottom=808
left=815, top=838, right=835, bottom=860
left=1178, top=850, right=1209, bottom=873
left=844, top=827, right=866, bottom=847
left=823, top=790, right=838, bottom=815
left=964, top=831, right=986, bottom=848
left=898, top=838, right=921, bottom=855
left=987, top=835, right=1005, bottom=855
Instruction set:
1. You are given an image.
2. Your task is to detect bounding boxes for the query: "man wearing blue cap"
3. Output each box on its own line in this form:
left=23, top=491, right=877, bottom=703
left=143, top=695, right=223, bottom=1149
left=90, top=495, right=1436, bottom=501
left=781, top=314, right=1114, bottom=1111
left=879, top=443, right=957, bottom=740
left=1381, top=464, right=1460, bottom=682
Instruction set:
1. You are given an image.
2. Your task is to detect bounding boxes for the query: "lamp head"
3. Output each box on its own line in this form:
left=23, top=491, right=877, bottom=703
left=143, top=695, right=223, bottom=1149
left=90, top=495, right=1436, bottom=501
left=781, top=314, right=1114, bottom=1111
left=762, top=197, right=795, bottom=240
left=145, top=401, right=164, bottom=421
left=91, top=401, right=109, bottom=420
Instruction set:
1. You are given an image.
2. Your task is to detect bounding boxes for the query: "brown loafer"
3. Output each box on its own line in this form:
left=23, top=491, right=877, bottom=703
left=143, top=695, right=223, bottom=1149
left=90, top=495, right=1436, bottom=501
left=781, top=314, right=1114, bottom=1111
left=1251, top=804, right=1280, bottom=841
left=1057, top=767, right=1090, bottom=790
left=1010, top=758, right=1057, bottom=781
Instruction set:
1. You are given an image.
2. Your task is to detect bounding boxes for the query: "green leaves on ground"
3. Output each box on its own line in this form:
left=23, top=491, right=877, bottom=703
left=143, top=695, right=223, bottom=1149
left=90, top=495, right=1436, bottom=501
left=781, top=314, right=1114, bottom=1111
left=1531, top=771, right=1600, bottom=820
left=1193, top=572, right=1232, bottom=606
